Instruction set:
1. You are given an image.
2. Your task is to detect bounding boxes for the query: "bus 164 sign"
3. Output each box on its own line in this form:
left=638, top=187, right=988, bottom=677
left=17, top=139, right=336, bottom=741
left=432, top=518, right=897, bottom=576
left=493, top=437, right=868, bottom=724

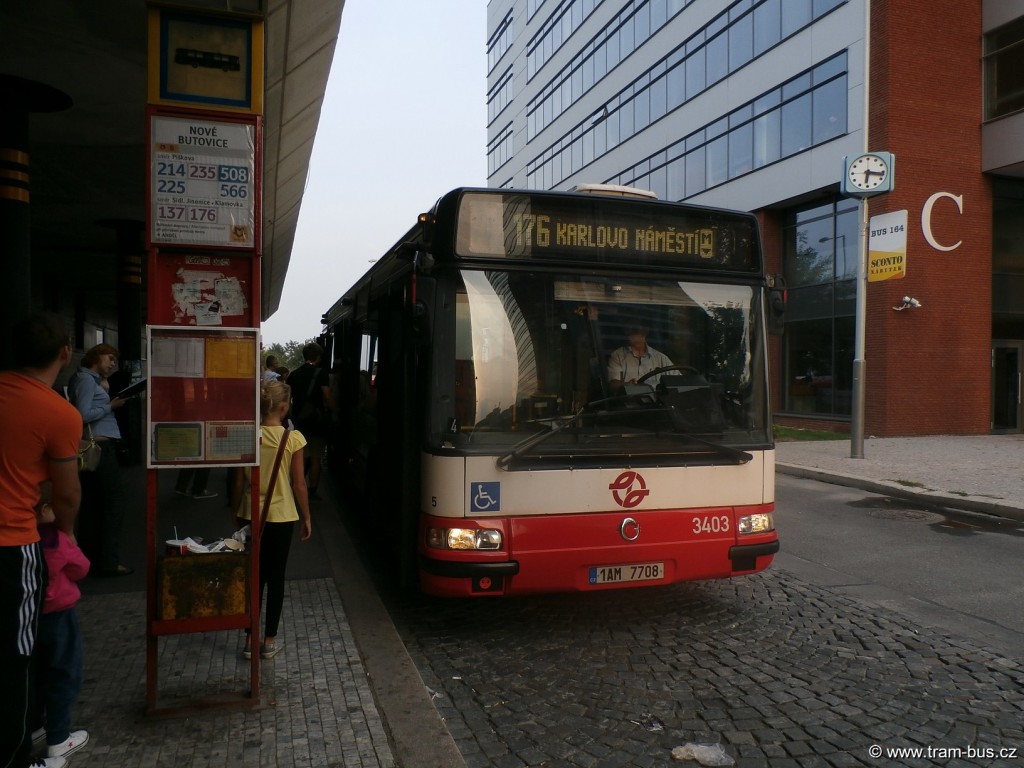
left=868, top=209, right=908, bottom=283
left=150, top=115, right=256, bottom=249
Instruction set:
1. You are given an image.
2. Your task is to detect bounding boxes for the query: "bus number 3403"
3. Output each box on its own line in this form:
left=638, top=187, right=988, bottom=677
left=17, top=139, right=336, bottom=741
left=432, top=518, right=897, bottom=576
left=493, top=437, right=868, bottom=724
left=693, top=515, right=730, bottom=535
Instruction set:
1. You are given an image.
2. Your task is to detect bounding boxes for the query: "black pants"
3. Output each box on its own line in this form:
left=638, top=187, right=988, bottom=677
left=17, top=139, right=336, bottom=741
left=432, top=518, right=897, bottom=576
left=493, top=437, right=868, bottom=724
left=259, top=521, right=295, bottom=639
left=77, top=441, right=124, bottom=572
left=0, top=543, right=44, bottom=768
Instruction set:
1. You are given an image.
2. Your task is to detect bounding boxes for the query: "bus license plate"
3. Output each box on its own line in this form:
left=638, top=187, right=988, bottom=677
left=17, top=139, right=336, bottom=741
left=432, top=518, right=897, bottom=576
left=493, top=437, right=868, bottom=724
left=589, top=562, right=664, bottom=585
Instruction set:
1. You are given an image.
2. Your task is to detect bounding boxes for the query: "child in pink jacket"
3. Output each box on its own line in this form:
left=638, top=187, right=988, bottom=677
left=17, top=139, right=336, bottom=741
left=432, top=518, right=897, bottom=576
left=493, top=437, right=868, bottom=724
left=31, top=504, right=91, bottom=760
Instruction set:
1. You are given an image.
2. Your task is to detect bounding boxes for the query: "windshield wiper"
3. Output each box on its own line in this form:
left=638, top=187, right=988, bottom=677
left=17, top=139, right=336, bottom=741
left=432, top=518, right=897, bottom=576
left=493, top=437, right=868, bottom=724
left=662, top=431, right=752, bottom=464
left=496, top=407, right=591, bottom=470
left=496, top=389, right=753, bottom=468
left=495, top=391, right=675, bottom=469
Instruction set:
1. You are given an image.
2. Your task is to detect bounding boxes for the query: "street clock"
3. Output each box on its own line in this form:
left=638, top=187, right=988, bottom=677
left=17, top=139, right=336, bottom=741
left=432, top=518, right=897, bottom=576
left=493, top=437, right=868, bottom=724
left=842, top=152, right=895, bottom=197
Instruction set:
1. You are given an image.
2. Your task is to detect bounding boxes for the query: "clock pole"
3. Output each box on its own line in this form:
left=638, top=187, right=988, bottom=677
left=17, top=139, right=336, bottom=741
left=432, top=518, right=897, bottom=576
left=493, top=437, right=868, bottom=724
left=851, top=0, right=870, bottom=459
left=851, top=197, right=868, bottom=459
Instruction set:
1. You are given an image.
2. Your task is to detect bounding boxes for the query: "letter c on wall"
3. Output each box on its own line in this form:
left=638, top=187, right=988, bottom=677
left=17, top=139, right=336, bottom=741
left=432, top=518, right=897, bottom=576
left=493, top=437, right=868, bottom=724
left=921, top=192, right=963, bottom=252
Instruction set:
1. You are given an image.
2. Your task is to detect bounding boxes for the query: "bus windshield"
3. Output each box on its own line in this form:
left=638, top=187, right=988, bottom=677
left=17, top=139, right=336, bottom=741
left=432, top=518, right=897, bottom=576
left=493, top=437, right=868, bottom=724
left=445, top=269, right=769, bottom=460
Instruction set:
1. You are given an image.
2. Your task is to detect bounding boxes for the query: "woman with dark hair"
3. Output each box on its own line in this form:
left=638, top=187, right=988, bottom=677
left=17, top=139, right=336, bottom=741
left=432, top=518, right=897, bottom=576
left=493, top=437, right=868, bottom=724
left=69, top=344, right=131, bottom=577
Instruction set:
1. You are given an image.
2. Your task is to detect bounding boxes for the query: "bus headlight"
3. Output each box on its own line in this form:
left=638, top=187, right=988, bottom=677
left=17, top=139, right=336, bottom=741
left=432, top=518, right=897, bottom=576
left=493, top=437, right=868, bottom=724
left=738, top=513, right=774, bottom=535
left=427, top=527, right=503, bottom=550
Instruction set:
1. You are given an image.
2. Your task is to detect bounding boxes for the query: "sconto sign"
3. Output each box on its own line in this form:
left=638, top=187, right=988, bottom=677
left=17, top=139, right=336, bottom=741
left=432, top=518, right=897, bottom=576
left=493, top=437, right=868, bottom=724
left=868, top=209, right=908, bottom=282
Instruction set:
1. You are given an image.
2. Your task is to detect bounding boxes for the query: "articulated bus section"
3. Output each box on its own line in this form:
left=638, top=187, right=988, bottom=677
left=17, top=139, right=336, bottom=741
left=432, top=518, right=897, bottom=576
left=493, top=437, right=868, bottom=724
left=418, top=453, right=778, bottom=597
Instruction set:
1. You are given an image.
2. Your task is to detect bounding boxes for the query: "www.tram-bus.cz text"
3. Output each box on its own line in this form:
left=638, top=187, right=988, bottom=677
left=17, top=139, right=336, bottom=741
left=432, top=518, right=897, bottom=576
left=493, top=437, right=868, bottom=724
left=868, top=743, right=1018, bottom=761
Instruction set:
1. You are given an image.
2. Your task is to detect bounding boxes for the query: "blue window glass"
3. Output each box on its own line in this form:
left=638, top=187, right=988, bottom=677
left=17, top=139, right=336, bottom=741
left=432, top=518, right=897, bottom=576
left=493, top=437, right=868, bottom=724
left=813, top=0, right=844, bottom=15
left=635, top=4, right=650, bottom=41
left=620, top=99, right=635, bottom=137
left=650, top=72, right=667, bottom=121
left=667, top=61, right=686, bottom=110
left=606, top=109, right=620, bottom=149
left=706, top=32, right=728, bottom=85
left=685, top=146, right=706, bottom=194
left=728, top=122, right=753, bottom=178
left=782, top=0, right=812, bottom=36
left=667, top=157, right=685, bottom=200
left=706, top=135, right=728, bottom=187
left=634, top=88, right=650, bottom=132
left=728, top=13, right=753, bottom=72
left=651, top=0, right=668, bottom=28
left=607, top=29, right=620, bottom=69
left=753, top=111, right=781, bottom=168
left=754, top=0, right=781, bottom=55
left=781, top=93, right=812, bottom=156
left=649, top=163, right=667, bottom=199
left=812, top=77, right=846, bottom=143
left=685, top=50, right=705, bottom=95
left=620, top=17, right=634, bottom=59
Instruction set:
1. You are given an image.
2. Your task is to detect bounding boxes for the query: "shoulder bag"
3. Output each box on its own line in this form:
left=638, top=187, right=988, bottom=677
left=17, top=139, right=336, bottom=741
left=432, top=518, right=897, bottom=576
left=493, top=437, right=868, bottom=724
left=78, top=424, right=102, bottom=472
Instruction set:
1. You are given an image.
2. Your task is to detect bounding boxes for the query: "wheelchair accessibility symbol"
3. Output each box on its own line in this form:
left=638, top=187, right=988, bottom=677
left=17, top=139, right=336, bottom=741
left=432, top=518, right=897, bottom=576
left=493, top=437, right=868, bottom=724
left=471, top=482, right=501, bottom=512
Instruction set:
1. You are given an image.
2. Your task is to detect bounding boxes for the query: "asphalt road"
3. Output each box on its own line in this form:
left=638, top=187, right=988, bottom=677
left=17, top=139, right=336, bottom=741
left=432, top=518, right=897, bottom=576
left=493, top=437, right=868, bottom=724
left=775, top=474, right=1024, bottom=653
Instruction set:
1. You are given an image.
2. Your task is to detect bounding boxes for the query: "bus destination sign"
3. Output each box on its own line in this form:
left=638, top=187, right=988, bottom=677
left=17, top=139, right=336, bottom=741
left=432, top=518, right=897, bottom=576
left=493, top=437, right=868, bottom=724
left=454, top=191, right=758, bottom=272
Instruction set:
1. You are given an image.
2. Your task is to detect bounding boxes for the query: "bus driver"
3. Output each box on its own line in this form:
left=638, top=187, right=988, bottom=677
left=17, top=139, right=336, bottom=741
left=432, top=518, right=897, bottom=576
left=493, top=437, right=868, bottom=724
left=607, top=325, right=673, bottom=389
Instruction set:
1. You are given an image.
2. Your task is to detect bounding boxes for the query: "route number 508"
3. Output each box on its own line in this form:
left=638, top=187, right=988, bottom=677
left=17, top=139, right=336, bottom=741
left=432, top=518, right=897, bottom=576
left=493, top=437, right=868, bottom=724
left=692, top=515, right=730, bottom=534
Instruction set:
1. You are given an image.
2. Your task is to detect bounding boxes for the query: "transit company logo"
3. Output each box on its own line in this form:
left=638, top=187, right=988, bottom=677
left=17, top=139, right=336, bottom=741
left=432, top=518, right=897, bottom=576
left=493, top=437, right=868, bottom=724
left=609, top=471, right=649, bottom=508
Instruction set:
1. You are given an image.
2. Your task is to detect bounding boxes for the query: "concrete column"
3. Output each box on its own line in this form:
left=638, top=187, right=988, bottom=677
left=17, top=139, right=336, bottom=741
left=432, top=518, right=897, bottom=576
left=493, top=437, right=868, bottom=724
left=0, top=74, right=71, bottom=367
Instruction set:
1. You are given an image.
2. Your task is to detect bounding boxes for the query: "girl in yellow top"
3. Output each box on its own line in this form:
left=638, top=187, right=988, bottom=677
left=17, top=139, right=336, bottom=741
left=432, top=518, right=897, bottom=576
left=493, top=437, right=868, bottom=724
left=233, top=379, right=312, bottom=659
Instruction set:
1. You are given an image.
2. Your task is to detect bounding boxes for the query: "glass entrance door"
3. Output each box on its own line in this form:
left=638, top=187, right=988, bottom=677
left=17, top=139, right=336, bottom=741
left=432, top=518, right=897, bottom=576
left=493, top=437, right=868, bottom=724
left=992, top=341, right=1023, bottom=433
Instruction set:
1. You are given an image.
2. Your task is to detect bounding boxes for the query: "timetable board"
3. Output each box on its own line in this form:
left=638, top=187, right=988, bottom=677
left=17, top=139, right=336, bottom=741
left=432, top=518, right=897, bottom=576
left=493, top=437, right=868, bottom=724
left=149, top=114, right=256, bottom=249
left=147, top=326, right=260, bottom=467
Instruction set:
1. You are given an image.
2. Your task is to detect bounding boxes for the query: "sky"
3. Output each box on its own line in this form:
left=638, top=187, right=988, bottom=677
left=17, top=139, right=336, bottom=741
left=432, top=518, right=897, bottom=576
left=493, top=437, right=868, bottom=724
left=260, top=2, right=489, bottom=345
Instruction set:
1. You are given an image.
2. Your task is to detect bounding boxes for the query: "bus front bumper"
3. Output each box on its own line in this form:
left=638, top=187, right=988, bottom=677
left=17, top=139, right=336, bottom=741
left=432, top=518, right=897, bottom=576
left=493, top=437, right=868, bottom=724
left=419, top=557, right=520, bottom=596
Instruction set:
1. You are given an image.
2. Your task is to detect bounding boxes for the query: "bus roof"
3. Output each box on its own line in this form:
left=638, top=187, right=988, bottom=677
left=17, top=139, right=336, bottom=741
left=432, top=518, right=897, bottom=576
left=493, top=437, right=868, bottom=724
left=568, top=183, right=658, bottom=199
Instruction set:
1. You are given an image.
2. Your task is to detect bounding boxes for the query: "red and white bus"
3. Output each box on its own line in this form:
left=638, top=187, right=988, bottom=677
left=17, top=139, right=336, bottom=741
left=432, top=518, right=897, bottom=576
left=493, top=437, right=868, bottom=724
left=321, top=187, right=779, bottom=596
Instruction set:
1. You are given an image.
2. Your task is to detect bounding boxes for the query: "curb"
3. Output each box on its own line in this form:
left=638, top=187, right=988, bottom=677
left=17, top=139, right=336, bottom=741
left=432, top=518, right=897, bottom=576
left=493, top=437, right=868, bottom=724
left=776, top=463, right=1024, bottom=523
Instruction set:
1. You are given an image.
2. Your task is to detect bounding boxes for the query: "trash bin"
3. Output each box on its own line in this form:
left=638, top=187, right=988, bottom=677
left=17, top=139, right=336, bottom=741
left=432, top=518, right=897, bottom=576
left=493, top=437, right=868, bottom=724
left=157, top=553, right=249, bottom=620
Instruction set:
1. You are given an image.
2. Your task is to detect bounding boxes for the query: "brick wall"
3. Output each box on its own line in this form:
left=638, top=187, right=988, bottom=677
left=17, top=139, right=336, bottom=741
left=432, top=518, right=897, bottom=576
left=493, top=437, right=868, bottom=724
left=866, top=0, right=991, bottom=435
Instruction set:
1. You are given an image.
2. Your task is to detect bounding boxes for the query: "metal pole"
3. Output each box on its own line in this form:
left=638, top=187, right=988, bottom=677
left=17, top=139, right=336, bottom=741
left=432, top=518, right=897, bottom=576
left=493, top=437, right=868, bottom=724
left=851, top=0, right=871, bottom=459
left=850, top=199, right=867, bottom=458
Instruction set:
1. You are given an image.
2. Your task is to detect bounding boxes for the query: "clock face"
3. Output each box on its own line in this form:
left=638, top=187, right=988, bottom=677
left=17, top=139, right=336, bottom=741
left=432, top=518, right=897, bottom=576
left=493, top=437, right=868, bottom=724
left=848, top=154, right=888, bottom=190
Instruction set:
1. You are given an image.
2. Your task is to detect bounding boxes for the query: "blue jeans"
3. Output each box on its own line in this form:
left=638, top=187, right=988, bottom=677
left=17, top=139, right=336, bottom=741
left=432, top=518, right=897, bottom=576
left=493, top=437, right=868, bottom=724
left=32, top=608, right=83, bottom=745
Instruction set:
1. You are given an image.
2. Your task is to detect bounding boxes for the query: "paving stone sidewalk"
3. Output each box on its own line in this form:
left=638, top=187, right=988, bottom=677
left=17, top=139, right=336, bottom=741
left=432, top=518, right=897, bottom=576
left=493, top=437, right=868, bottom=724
left=56, top=579, right=395, bottom=768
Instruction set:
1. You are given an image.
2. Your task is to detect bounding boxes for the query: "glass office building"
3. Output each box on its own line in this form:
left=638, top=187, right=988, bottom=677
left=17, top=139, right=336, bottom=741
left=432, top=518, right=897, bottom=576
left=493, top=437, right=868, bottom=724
left=488, top=0, right=1024, bottom=436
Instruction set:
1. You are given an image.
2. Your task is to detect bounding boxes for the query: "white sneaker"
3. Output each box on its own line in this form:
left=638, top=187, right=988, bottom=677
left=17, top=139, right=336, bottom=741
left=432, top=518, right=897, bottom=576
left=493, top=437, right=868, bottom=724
left=30, top=757, right=66, bottom=768
left=48, top=730, right=89, bottom=758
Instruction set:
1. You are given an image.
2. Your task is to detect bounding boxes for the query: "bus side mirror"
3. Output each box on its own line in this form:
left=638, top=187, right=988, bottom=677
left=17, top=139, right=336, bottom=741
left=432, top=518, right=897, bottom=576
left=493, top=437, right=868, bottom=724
left=767, top=276, right=786, bottom=334
left=412, top=301, right=431, bottom=344
left=411, top=277, right=435, bottom=345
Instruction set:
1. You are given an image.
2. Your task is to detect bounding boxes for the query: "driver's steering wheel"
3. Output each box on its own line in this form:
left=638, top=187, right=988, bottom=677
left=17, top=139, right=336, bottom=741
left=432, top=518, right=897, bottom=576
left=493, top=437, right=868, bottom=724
left=637, top=364, right=701, bottom=385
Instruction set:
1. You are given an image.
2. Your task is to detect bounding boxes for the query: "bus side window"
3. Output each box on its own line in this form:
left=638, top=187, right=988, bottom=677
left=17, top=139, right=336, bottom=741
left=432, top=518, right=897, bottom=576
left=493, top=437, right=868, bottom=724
left=453, top=359, right=475, bottom=427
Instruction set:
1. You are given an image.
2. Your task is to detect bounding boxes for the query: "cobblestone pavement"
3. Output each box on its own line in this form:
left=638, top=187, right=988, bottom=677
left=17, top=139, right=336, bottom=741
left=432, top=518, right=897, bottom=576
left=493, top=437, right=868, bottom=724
left=61, top=579, right=395, bottom=768
left=42, top=437, right=1024, bottom=768
left=388, top=568, right=1024, bottom=768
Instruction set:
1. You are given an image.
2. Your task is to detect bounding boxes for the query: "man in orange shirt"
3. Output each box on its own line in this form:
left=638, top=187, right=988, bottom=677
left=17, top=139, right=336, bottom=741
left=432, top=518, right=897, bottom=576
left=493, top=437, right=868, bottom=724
left=0, top=313, right=82, bottom=768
